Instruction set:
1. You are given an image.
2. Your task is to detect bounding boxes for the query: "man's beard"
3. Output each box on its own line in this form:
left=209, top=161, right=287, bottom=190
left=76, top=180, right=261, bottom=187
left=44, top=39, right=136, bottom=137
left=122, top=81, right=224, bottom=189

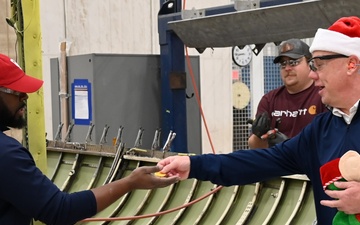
left=0, top=98, right=26, bottom=129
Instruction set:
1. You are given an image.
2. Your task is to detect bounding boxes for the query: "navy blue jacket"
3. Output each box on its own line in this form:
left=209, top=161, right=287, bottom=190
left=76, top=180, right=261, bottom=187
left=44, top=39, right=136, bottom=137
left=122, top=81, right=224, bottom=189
left=189, top=110, right=359, bottom=225
left=0, top=126, right=97, bottom=225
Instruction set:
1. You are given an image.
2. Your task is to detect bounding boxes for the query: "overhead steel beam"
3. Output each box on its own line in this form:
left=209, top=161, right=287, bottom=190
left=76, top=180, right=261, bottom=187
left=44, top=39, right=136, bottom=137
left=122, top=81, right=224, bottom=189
left=168, top=0, right=360, bottom=48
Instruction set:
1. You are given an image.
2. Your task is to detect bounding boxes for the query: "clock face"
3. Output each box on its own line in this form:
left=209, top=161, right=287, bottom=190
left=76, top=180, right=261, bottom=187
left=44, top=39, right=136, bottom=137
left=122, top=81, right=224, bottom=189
left=232, top=45, right=253, bottom=67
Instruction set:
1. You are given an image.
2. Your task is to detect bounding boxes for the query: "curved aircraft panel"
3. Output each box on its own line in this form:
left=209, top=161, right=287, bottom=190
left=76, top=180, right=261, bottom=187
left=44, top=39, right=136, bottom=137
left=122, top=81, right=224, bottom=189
left=47, top=143, right=316, bottom=225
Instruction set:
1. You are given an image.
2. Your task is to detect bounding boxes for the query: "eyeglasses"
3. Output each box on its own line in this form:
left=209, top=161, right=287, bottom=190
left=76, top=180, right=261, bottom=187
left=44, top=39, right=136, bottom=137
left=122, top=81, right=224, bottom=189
left=279, top=58, right=302, bottom=69
left=0, top=87, right=22, bottom=96
left=308, top=54, right=348, bottom=72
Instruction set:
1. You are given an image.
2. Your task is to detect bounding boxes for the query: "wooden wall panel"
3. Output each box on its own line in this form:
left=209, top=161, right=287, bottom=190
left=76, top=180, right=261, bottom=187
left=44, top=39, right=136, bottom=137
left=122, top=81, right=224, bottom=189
left=63, top=1, right=158, bottom=55
left=0, top=0, right=16, bottom=58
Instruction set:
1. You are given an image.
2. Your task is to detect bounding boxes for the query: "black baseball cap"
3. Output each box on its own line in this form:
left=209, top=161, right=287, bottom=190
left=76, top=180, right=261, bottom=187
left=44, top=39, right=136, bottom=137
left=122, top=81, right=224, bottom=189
left=273, top=39, right=311, bottom=63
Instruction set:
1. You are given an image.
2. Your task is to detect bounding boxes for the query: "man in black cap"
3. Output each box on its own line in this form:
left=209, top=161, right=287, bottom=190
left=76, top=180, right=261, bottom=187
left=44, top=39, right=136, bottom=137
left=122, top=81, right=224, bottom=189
left=248, top=38, right=327, bottom=148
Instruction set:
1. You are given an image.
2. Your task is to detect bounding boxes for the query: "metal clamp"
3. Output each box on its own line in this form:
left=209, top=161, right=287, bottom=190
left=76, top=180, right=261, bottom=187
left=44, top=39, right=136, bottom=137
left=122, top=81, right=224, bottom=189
left=162, top=130, right=176, bottom=151
left=134, top=127, right=145, bottom=148
left=64, top=123, right=74, bottom=142
left=151, top=128, right=162, bottom=150
left=85, top=123, right=95, bottom=144
left=99, top=124, right=110, bottom=145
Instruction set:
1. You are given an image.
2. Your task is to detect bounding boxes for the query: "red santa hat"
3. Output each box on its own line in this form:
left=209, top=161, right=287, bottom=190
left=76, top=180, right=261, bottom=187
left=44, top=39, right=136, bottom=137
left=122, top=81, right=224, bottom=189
left=310, top=16, right=360, bottom=58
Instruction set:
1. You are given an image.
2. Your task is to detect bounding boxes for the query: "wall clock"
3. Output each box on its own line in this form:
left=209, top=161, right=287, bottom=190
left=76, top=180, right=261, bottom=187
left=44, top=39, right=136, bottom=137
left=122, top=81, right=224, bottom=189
left=232, top=45, right=252, bottom=67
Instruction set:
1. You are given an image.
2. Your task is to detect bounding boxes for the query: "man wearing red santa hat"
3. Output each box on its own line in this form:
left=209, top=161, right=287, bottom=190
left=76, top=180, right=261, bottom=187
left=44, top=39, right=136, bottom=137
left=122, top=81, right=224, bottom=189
left=310, top=16, right=360, bottom=224
left=157, top=16, right=360, bottom=225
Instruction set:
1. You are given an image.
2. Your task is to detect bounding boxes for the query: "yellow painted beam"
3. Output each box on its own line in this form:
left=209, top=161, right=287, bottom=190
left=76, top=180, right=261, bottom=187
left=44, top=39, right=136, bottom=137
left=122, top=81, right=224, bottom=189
left=10, top=1, right=47, bottom=224
left=21, top=0, right=47, bottom=174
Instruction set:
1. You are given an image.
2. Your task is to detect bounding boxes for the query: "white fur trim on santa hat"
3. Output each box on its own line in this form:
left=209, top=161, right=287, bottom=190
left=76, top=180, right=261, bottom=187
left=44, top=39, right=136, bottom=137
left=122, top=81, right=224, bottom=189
left=310, top=28, right=360, bottom=59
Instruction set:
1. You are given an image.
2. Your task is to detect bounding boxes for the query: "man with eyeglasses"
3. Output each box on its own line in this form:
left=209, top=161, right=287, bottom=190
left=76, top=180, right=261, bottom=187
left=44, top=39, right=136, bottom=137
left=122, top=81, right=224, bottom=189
left=248, top=38, right=327, bottom=149
left=157, top=16, right=360, bottom=225
left=0, top=55, right=178, bottom=224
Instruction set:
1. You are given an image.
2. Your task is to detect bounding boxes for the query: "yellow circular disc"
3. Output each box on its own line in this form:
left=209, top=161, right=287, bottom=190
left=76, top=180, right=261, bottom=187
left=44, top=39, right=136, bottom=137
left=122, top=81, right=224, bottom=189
left=232, top=81, right=250, bottom=109
left=154, top=172, right=167, bottom=177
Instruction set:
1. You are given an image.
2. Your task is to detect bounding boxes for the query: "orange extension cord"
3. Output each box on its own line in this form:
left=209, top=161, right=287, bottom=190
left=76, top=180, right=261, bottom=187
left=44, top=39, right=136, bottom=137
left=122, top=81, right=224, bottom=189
left=81, top=186, right=222, bottom=222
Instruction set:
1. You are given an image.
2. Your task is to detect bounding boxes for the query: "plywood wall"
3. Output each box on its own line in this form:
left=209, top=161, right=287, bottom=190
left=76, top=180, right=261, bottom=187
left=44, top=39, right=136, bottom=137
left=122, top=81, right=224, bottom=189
left=0, top=0, right=16, bottom=58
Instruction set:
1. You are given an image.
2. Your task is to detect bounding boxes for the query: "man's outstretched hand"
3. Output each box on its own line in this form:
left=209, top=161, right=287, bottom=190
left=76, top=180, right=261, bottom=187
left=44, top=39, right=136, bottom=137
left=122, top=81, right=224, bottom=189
left=126, top=166, right=179, bottom=189
left=157, top=156, right=191, bottom=180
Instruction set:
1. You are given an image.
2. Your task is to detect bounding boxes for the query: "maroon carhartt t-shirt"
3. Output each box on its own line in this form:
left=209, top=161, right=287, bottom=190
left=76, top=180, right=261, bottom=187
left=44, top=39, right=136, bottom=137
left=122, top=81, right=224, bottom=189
left=256, top=84, right=327, bottom=138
